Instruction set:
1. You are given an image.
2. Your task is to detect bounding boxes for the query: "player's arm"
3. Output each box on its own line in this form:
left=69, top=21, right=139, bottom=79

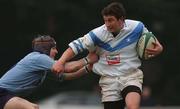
left=63, top=52, right=98, bottom=73
left=63, top=58, right=86, bottom=73
left=52, top=50, right=98, bottom=73
left=52, top=47, right=75, bottom=73
left=57, top=64, right=92, bottom=81
left=142, top=26, right=163, bottom=57
left=64, top=64, right=93, bottom=80
left=146, top=38, right=163, bottom=57
left=52, top=34, right=96, bottom=73
left=59, top=47, right=75, bottom=65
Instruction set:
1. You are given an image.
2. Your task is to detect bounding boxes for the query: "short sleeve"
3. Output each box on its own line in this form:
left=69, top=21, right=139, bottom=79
left=34, top=54, right=55, bottom=71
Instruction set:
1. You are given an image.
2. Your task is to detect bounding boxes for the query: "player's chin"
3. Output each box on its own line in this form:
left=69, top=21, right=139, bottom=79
left=107, top=27, right=113, bottom=32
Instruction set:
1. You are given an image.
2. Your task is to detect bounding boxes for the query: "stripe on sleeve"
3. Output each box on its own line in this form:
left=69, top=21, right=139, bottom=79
left=72, top=41, right=81, bottom=53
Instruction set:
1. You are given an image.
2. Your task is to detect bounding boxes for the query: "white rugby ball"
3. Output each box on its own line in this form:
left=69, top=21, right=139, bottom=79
left=137, top=32, right=156, bottom=60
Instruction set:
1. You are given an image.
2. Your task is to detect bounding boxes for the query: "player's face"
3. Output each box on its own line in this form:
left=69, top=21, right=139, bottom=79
left=103, top=15, right=124, bottom=33
left=50, top=47, right=58, bottom=59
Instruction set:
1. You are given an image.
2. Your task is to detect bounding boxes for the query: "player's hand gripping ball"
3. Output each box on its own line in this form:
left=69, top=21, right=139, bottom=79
left=137, top=32, right=156, bottom=60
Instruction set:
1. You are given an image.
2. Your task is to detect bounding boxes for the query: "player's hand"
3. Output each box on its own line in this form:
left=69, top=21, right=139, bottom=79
left=52, top=61, right=65, bottom=74
left=86, top=52, right=99, bottom=64
left=146, top=40, right=163, bottom=57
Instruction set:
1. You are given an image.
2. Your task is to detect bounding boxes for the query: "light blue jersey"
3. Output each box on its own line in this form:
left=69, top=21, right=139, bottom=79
left=0, top=52, right=55, bottom=96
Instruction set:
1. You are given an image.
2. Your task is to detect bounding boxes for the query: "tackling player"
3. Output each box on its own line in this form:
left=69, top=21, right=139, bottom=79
left=0, top=35, right=98, bottom=109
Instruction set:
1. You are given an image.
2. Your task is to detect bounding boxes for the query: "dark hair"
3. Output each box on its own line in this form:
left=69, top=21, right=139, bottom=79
left=101, top=2, right=126, bottom=20
left=32, top=35, right=56, bottom=55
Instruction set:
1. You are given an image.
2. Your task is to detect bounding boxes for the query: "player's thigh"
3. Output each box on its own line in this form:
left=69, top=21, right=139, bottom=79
left=4, top=97, right=39, bottom=109
left=99, top=76, right=122, bottom=102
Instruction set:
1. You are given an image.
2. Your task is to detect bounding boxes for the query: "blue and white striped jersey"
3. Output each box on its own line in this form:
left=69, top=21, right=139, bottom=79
left=69, top=19, right=149, bottom=76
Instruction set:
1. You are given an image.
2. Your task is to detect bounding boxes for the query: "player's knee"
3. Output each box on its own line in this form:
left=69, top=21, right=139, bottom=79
left=34, top=104, right=39, bottom=109
left=31, top=103, right=39, bottom=109
left=25, top=103, right=39, bottom=109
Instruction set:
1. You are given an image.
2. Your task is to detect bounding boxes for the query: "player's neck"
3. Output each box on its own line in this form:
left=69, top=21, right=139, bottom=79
left=112, top=31, right=120, bottom=37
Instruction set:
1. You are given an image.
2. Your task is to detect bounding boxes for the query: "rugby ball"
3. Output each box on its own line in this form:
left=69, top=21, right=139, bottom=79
left=137, top=32, right=156, bottom=60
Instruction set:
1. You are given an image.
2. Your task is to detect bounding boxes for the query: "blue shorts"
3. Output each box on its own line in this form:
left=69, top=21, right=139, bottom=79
left=0, top=88, right=14, bottom=109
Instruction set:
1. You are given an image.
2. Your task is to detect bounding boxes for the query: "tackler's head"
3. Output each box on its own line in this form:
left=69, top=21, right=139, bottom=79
left=32, top=35, right=56, bottom=55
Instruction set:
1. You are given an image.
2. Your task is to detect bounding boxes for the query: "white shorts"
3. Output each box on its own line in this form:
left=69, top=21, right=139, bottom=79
left=99, top=69, right=143, bottom=102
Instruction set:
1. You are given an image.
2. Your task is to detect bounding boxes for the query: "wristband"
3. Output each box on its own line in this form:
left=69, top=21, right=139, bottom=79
left=84, top=65, right=90, bottom=73
left=83, top=57, right=89, bottom=65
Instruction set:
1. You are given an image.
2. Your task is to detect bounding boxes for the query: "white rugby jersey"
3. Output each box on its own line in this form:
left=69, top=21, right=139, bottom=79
left=69, top=19, right=149, bottom=76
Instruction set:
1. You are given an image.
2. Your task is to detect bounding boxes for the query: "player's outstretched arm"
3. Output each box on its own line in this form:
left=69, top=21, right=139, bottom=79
left=64, top=52, right=98, bottom=73
left=52, top=47, right=75, bottom=73
left=64, top=64, right=93, bottom=80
